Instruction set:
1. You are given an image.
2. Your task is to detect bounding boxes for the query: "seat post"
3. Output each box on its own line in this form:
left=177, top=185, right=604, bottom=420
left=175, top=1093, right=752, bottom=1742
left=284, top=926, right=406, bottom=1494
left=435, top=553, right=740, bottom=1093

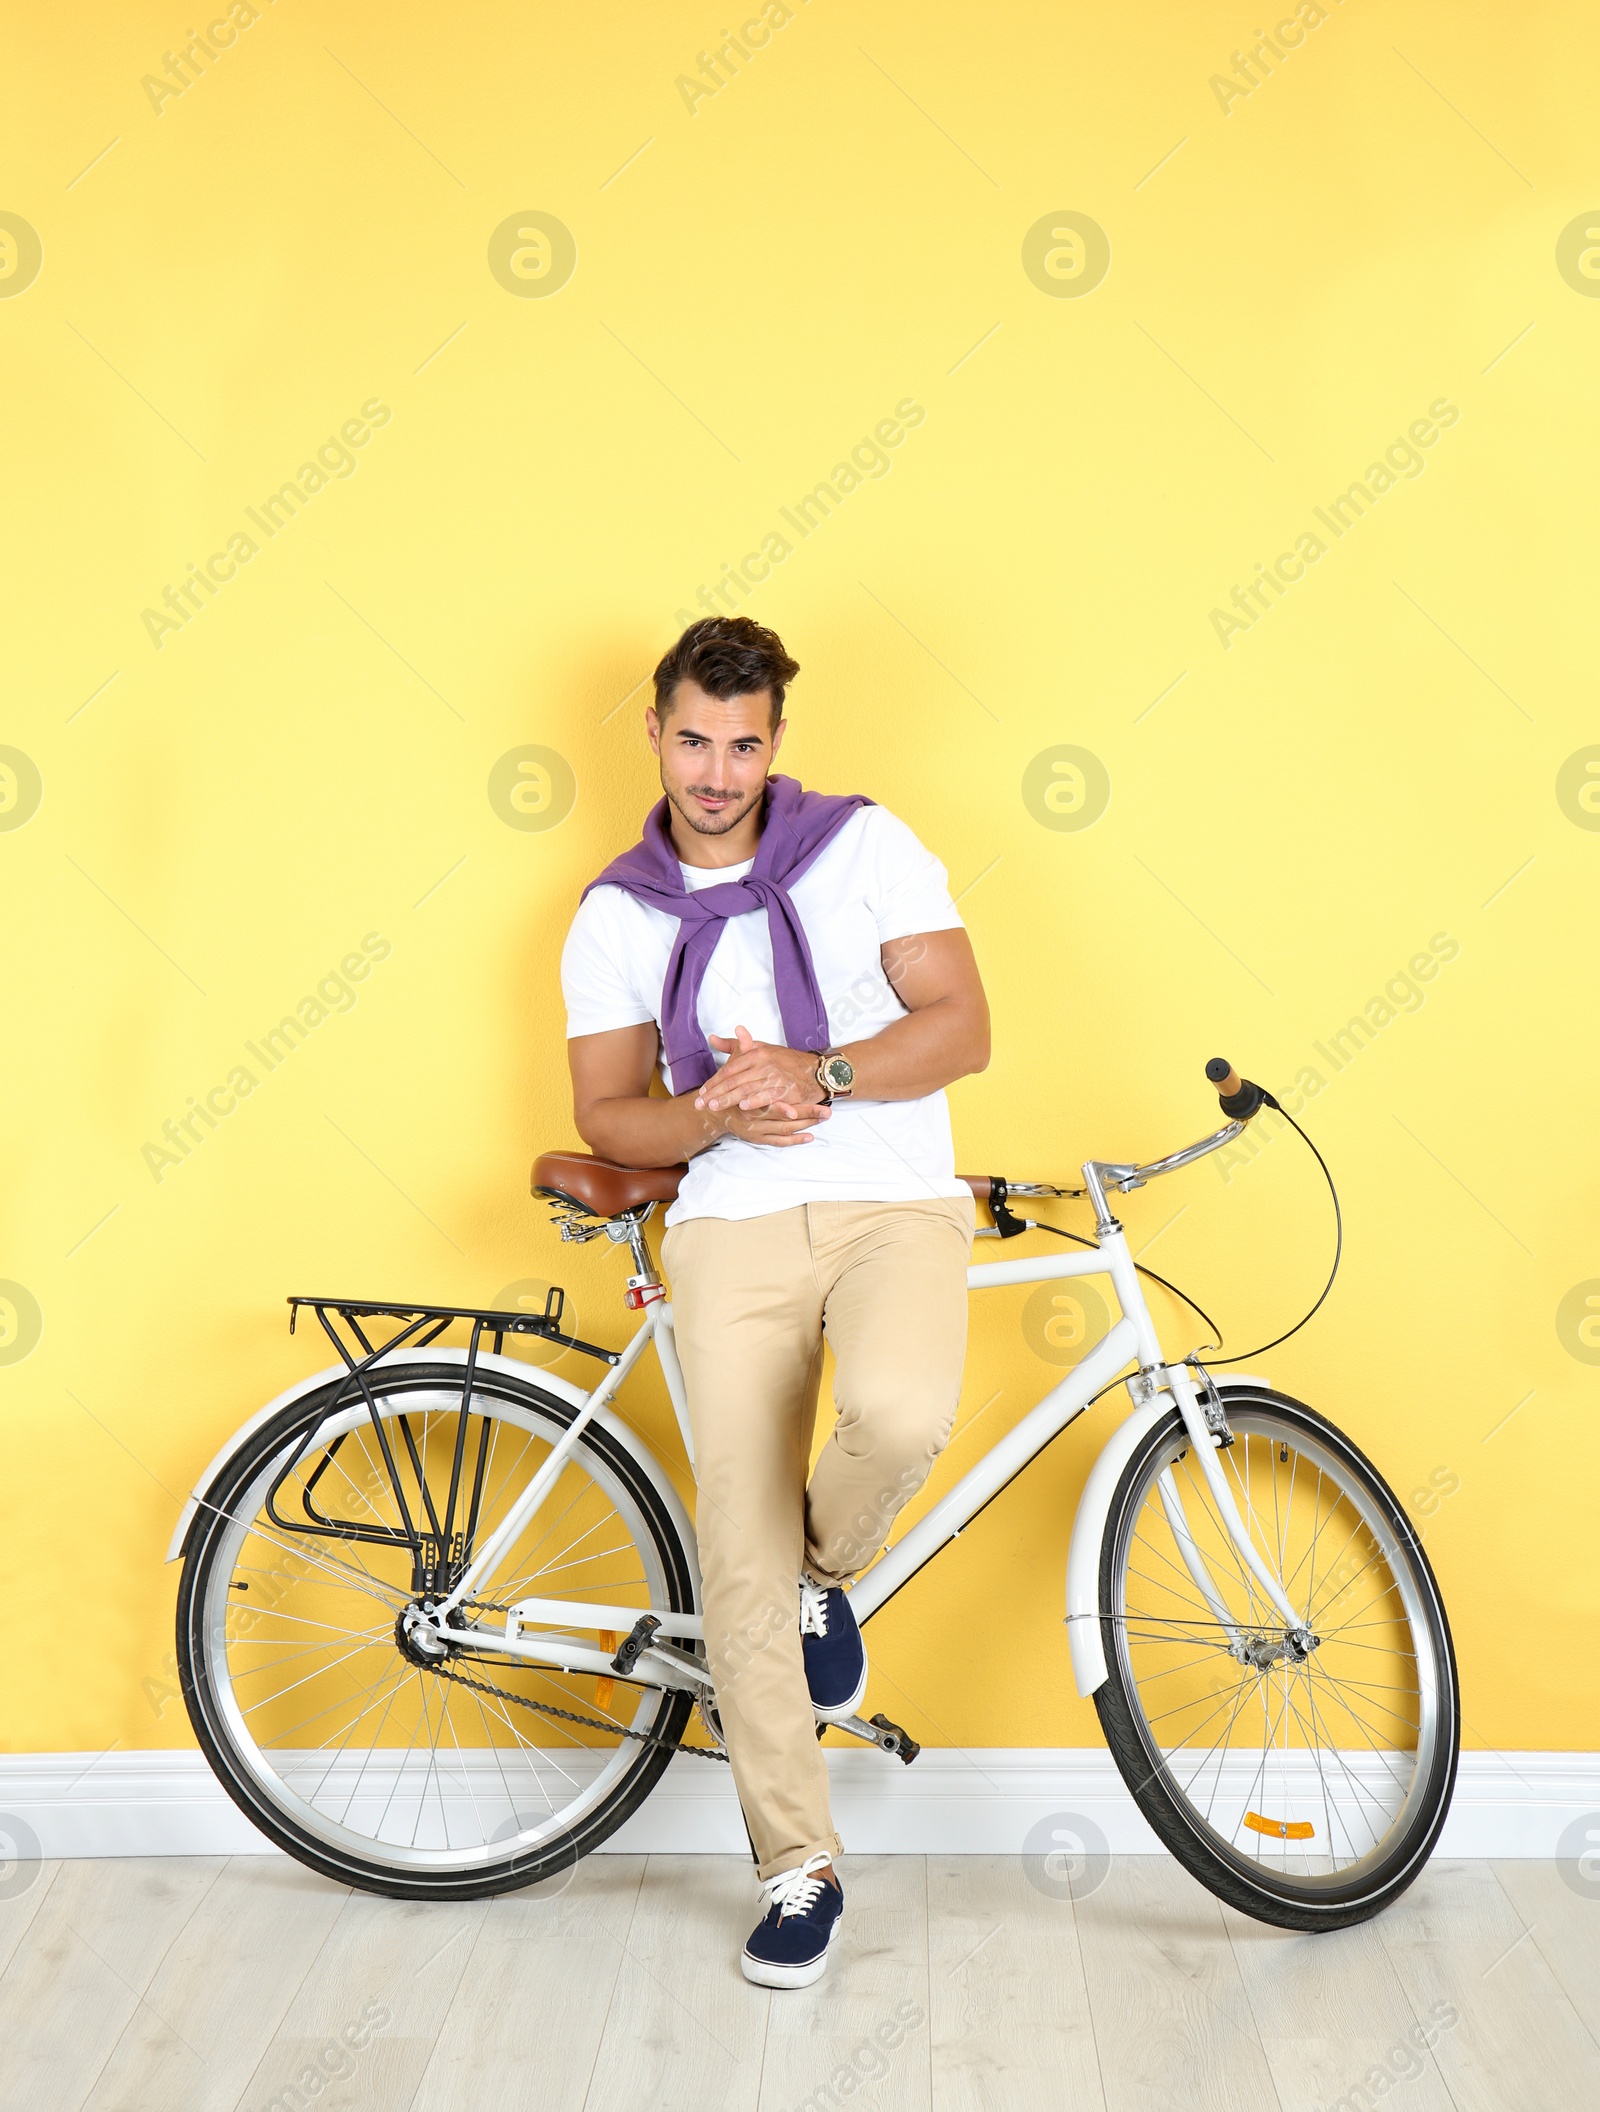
left=622, top=1212, right=659, bottom=1286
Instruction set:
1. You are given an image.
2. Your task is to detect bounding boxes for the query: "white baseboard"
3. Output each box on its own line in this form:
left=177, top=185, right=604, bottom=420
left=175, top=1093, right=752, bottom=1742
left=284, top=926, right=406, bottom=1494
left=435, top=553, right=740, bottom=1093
left=1, top=1749, right=1594, bottom=1862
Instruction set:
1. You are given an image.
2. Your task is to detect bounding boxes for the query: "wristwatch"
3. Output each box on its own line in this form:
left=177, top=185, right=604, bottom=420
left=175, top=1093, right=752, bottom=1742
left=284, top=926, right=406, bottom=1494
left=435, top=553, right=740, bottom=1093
left=815, top=1050, right=855, bottom=1102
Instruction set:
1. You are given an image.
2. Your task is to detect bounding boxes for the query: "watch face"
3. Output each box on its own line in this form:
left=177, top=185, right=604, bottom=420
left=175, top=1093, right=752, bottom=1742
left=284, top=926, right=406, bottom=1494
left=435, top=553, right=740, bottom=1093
left=824, top=1055, right=854, bottom=1090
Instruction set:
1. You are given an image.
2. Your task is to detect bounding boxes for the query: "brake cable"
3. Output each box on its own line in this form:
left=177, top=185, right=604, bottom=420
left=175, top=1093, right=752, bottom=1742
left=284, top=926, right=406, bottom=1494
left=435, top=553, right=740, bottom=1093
left=1210, top=1092, right=1342, bottom=1365
left=1026, top=1217, right=1226, bottom=1350
left=1001, top=1083, right=1343, bottom=1371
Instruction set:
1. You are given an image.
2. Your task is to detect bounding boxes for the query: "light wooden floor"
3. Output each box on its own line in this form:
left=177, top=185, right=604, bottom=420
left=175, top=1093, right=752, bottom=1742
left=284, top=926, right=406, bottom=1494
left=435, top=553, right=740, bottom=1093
left=0, top=1853, right=1595, bottom=2111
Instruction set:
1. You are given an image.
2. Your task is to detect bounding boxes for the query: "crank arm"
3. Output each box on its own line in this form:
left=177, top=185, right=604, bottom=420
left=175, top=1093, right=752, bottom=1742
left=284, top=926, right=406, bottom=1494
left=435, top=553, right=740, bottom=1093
left=502, top=1595, right=704, bottom=1643
left=825, top=1711, right=921, bottom=1763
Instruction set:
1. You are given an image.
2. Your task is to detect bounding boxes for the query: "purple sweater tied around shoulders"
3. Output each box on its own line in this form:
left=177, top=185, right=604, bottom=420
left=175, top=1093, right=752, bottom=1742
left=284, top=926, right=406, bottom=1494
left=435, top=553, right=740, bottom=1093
left=583, top=774, right=872, bottom=1094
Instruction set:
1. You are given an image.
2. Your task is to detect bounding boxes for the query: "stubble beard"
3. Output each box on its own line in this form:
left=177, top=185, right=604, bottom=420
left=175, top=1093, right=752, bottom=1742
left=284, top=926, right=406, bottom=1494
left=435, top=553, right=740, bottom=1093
left=663, top=779, right=764, bottom=838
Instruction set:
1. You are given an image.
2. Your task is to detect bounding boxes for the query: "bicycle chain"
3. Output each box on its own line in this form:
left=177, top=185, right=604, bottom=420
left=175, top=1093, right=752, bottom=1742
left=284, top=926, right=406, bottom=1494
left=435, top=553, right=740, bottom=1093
left=423, top=1653, right=730, bottom=1762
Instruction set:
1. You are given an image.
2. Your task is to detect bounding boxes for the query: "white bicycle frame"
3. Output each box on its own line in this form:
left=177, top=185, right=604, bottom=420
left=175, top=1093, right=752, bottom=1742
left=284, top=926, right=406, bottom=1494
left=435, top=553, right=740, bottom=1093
left=413, top=1109, right=1314, bottom=1708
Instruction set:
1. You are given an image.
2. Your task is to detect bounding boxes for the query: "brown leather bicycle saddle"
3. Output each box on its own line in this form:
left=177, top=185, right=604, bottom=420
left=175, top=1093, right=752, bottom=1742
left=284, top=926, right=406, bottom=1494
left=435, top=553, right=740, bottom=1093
left=533, top=1152, right=994, bottom=1219
left=531, top=1152, right=687, bottom=1217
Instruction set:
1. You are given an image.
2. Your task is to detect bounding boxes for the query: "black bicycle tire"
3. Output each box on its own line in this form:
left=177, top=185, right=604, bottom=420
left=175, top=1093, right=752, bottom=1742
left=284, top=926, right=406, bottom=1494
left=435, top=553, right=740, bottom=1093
left=1093, top=1386, right=1460, bottom=1931
left=176, top=1361, right=698, bottom=1902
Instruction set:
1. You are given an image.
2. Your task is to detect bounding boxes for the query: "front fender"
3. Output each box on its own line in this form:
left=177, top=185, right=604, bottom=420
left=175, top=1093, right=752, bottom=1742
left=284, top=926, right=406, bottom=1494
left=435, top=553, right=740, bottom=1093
left=163, top=1348, right=699, bottom=1604
left=1064, top=1397, right=1170, bottom=1697
left=1064, top=1373, right=1270, bottom=1695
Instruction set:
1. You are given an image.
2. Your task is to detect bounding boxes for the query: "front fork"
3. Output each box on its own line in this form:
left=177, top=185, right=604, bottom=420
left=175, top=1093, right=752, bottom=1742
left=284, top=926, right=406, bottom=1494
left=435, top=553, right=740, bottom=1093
left=1156, top=1360, right=1315, bottom=1656
left=1094, top=1216, right=1313, bottom=1655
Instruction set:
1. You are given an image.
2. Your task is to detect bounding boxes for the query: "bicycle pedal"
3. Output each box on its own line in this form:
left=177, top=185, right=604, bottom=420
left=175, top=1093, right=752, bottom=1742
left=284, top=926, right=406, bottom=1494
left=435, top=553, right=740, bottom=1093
left=610, top=1614, right=661, bottom=1675
left=869, top=1713, right=920, bottom=1763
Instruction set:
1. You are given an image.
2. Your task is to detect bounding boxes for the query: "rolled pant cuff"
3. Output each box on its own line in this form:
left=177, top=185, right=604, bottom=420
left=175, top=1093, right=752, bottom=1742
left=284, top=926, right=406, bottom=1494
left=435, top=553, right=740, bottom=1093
left=755, top=1830, right=844, bottom=1884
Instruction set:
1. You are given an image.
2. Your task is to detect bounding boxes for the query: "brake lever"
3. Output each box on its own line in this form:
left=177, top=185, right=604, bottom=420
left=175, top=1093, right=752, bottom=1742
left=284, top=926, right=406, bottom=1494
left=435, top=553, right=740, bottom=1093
left=986, top=1177, right=1030, bottom=1239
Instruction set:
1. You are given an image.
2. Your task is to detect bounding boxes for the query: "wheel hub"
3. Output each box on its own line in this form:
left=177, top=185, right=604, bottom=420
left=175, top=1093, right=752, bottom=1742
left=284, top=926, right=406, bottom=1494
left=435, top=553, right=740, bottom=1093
left=394, top=1602, right=452, bottom=1666
left=1233, top=1627, right=1320, bottom=1671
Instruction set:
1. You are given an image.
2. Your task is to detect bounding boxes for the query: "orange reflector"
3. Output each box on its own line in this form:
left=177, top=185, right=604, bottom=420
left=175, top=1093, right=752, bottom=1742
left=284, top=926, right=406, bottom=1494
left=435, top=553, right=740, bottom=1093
left=1244, top=1811, right=1314, bottom=1840
left=595, top=1630, right=618, bottom=1711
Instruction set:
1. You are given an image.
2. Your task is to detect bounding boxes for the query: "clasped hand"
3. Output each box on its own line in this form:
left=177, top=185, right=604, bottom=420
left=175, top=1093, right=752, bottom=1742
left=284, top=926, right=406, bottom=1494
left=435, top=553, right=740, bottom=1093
left=692, top=1025, right=831, bottom=1148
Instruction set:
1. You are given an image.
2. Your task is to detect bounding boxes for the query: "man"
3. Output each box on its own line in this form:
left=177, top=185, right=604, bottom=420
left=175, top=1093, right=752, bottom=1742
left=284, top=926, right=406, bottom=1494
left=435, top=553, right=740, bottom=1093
left=559, top=614, right=989, bottom=1987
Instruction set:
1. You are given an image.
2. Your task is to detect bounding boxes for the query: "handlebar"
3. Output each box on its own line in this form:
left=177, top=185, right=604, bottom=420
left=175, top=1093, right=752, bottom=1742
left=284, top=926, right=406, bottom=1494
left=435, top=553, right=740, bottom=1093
left=1206, top=1056, right=1267, bottom=1122
left=985, top=1062, right=1279, bottom=1229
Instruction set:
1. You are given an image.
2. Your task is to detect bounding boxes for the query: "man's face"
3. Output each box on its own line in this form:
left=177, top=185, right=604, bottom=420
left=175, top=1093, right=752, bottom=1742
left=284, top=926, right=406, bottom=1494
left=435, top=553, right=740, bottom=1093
left=646, top=680, right=786, bottom=837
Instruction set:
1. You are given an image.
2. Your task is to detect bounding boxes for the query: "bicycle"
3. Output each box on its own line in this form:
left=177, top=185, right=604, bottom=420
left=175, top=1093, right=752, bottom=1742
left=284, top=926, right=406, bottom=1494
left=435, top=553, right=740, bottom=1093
left=169, top=1059, right=1459, bottom=1931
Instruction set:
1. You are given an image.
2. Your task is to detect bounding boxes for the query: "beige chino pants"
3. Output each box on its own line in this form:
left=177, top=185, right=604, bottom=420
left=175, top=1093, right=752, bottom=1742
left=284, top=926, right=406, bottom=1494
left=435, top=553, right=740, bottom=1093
left=660, top=1196, right=974, bottom=1881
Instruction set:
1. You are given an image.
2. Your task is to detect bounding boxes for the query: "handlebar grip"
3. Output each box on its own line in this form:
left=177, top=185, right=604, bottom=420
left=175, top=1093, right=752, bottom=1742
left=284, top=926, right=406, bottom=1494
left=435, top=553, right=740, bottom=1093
left=1206, top=1055, right=1267, bottom=1121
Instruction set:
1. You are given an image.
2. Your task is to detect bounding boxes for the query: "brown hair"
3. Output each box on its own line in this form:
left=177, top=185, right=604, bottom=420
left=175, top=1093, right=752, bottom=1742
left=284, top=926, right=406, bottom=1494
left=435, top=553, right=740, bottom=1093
left=652, top=616, right=799, bottom=728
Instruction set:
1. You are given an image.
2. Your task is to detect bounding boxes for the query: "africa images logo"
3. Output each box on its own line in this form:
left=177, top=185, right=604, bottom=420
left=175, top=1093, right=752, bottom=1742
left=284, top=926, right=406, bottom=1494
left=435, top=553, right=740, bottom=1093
left=1209, top=399, right=1461, bottom=648
left=140, top=934, right=392, bottom=1181
left=140, top=400, right=393, bottom=648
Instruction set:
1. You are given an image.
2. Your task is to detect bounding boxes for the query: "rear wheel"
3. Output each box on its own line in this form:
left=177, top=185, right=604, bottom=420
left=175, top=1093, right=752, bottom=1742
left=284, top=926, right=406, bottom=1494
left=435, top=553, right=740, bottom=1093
left=1094, top=1385, right=1459, bottom=1930
left=176, top=1362, right=705, bottom=1899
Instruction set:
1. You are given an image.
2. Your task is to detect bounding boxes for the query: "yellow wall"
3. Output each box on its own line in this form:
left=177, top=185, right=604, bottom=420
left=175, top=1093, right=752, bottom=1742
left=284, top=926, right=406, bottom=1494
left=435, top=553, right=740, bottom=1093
left=5, top=0, right=1596, bottom=1757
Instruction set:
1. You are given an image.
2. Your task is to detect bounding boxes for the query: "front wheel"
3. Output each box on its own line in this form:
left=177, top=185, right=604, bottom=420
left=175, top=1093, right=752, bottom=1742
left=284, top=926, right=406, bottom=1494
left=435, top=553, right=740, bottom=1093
left=1093, top=1385, right=1459, bottom=1930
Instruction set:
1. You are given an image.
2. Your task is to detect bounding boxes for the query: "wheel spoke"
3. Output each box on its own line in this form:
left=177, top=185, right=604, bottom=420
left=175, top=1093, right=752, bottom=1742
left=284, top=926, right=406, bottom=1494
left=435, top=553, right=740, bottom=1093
left=1107, top=1402, right=1451, bottom=1903
left=185, top=1378, right=692, bottom=1884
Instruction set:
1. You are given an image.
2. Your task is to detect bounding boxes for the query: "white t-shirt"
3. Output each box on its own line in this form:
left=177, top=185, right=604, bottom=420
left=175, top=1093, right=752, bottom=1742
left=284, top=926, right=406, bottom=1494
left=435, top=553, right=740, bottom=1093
left=560, top=804, right=973, bottom=1225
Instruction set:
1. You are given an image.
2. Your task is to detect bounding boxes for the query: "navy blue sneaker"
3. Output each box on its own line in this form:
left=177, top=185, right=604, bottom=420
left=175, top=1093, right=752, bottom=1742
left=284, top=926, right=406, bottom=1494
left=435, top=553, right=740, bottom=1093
left=741, top=1853, right=844, bottom=1988
left=799, top=1578, right=867, bottom=1723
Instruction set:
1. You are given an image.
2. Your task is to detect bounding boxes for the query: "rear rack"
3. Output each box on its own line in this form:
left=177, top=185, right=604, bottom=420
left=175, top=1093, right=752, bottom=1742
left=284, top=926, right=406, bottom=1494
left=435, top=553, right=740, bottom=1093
left=269, top=1293, right=620, bottom=1596
left=287, top=1291, right=618, bottom=1367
